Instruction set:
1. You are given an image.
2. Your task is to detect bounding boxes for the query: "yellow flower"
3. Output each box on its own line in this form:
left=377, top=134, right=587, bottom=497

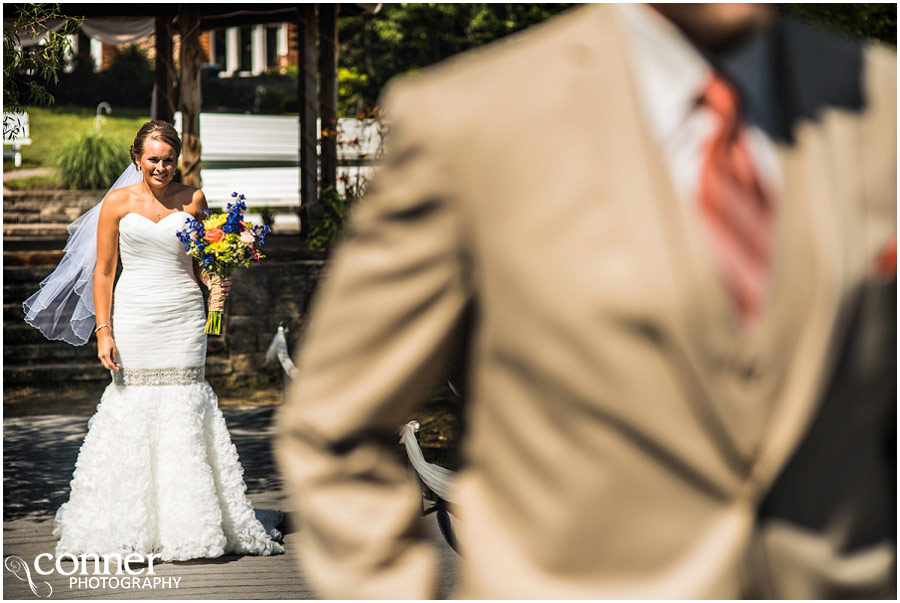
left=203, top=214, right=227, bottom=230
left=207, top=241, right=229, bottom=254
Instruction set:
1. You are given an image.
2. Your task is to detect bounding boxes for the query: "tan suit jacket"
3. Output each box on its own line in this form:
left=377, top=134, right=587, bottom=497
left=274, top=5, right=896, bottom=598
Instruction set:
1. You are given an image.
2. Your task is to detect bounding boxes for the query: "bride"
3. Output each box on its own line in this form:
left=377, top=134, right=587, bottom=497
left=23, top=120, right=284, bottom=562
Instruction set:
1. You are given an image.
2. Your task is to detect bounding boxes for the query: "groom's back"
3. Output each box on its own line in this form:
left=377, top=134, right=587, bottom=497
left=275, top=5, right=896, bottom=598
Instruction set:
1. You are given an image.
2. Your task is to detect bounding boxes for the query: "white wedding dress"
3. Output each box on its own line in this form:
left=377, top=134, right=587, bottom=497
left=52, top=211, right=284, bottom=561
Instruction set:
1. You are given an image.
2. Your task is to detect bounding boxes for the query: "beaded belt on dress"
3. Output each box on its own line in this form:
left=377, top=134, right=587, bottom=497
left=111, top=367, right=205, bottom=386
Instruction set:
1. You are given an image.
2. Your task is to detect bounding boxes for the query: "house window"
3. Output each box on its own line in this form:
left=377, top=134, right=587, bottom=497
left=213, top=29, right=226, bottom=68
left=265, top=26, right=278, bottom=69
left=239, top=26, right=252, bottom=72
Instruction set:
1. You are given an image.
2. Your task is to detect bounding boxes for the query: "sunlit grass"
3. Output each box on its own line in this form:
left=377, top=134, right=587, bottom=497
left=3, top=173, right=62, bottom=190
left=4, top=105, right=150, bottom=171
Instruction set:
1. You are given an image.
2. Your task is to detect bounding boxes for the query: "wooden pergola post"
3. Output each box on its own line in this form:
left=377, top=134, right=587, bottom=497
left=178, top=5, right=203, bottom=187
left=318, top=4, right=338, bottom=193
left=154, top=15, right=175, bottom=124
left=77, top=30, right=91, bottom=61
left=297, top=4, right=318, bottom=241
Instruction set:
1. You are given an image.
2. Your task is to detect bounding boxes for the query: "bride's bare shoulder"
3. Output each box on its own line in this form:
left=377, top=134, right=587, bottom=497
left=100, top=185, right=139, bottom=220
left=176, top=183, right=208, bottom=217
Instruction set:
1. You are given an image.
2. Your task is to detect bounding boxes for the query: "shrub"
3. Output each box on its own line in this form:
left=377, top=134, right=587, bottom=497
left=258, top=86, right=291, bottom=114
left=55, top=130, right=128, bottom=190
left=97, top=45, right=154, bottom=108
left=200, top=72, right=298, bottom=114
left=307, top=187, right=346, bottom=249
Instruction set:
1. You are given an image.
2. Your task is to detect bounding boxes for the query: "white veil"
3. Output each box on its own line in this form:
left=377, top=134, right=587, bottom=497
left=23, top=164, right=144, bottom=346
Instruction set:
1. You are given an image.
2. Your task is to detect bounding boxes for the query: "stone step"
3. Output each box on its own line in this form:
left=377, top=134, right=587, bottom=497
left=4, top=265, right=54, bottom=285
left=4, top=322, right=48, bottom=345
left=3, top=250, right=64, bottom=267
left=4, top=362, right=114, bottom=384
left=3, top=212, right=76, bottom=224
left=3, top=223, right=71, bottom=238
left=4, top=302, right=24, bottom=322
left=2, top=236, right=70, bottom=252
left=5, top=319, right=228, bottom=354
left=3, top=190, right=98, bottom=211
left=3, top=341, right=100, bottom=363
left=5, top=282, right=43, bottom=304
left=3, top=358, right=233, bottom=386
left=3, top=341, right=231, bottom=365
left=1, top=231, right=325, bottom=257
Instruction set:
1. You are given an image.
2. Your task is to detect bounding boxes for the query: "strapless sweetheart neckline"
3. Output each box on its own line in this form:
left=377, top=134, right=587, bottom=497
left=121, top=211, right=193, bottom=226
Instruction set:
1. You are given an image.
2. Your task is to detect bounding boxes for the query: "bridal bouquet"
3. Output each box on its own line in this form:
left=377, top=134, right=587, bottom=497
left=176, top=193, right=271, bottom=335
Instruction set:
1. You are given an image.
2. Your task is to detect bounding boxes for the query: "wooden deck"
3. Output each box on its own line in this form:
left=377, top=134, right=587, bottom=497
left=3, top=406, right=459, bottom=599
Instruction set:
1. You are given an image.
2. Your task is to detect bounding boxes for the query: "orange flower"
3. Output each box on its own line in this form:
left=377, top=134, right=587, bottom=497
left=204, top=228, right=225, bottom=243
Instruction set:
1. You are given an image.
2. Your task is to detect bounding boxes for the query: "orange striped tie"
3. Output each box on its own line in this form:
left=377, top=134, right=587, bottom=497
left=699, top=73, right=775, bottom=326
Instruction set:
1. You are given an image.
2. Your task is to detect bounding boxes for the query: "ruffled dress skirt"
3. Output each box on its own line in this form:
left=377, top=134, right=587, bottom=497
left=52, top=212, right=284, bottom=561
left=52, top=376, right=284, bottom=561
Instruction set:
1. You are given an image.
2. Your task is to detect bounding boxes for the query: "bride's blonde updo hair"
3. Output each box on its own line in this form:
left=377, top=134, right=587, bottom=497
left=130, top=120, right=181, bottom=169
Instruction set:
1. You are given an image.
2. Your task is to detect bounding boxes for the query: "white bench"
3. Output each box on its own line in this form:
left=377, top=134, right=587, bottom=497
left=3, top=112, right=32, bottom=168
left=198, top=165, right=377, bottom=209
left=172, top=112, right=382, bottom=165
left=173, top=112, right=382, bottom=209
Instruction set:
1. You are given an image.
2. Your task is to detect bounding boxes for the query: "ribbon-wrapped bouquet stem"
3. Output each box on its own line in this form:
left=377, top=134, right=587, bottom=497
left=177, top=193, right=271, bottom=335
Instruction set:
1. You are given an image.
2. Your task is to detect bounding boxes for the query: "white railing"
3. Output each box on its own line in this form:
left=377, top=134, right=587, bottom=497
left=265, top=325, right=459, bottom=506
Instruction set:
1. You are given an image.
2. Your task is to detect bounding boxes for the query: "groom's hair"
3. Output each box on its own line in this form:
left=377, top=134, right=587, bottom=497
left=130, top=120, right=182, bottom=166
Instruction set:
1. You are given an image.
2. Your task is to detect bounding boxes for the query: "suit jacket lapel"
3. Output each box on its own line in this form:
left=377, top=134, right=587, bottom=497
left=596, top=8, right=853, bottom=485
left=593, top=6, right=755, bottom=470
left=746, top=21, right=858, bottom=493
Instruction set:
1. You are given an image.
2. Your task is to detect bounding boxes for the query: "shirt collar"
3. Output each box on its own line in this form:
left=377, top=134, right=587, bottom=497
left=617, top=4, right=775, bottom=139
left=617, top=3, right=711, bottom=142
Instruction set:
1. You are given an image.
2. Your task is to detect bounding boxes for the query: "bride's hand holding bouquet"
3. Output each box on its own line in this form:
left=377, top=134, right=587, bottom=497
left=177, top=193, right=271, bottom=335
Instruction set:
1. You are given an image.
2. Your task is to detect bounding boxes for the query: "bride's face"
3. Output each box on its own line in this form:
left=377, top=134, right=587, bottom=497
left=138, top=137, right=177, bottom=188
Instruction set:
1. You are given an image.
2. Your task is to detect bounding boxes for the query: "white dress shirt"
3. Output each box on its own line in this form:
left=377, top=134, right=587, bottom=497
left=616, top=4, right=784, bottom=207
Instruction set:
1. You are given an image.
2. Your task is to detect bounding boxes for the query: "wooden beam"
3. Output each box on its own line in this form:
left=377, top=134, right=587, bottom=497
left=199, top=8, right=301, bottom=31
left=154, top=16, right=175, bottom=124
left=318, top=4, right=338, bottom=193
left=179, top=5, right=203, bottom=188
left=39, top=3, right=373, bottom=21
left=297, top=4, right=318, bottom=241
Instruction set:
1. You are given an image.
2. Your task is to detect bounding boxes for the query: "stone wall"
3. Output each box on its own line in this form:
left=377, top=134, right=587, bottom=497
left=214, top=257, right=328, bottom=388
left=3, top=196, right=329, bottom=390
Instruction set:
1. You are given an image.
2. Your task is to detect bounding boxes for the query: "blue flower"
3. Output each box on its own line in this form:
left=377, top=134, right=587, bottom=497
left=256, top=224, right=271, bottom=247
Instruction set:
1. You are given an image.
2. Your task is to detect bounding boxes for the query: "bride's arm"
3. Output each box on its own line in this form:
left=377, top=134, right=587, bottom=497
left=188, top=189, right=232, bottom=294
left=189, top=189, right=210, bottom=287
left=94, top=193, right=124, bottom=371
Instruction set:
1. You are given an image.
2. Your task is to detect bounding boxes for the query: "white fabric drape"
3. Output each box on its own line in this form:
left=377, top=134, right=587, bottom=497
left=9, top=17, right=154, bottom=48
left=80, top=18, right=155, bottom=46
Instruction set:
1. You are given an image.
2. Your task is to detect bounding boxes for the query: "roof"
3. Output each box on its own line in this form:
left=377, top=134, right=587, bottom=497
left=4, top=4, right=380, bottom=30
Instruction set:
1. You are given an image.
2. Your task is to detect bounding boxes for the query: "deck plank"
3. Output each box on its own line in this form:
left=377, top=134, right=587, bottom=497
left=4, top=406, right=459, bottom=599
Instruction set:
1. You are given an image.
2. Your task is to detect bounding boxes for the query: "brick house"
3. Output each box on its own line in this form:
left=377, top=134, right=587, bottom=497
left=81, top=22, right=298, bottom=76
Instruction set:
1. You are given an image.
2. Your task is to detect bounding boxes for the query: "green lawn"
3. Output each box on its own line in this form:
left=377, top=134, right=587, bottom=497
left=4, top=105, right=150, bottom=172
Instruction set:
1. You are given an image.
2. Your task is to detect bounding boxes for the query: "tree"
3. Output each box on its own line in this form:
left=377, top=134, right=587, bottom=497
left=3, top=3, right=83, bottom=136
left=338, top=4, right=573, bottom=114
left=337, top=4, right=896, bottom=116
left=781, top=4, right=896, bottom=46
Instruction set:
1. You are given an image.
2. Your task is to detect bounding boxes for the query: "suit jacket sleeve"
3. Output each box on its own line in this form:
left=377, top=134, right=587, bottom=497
left=274, top=78, right=471, bottom=599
